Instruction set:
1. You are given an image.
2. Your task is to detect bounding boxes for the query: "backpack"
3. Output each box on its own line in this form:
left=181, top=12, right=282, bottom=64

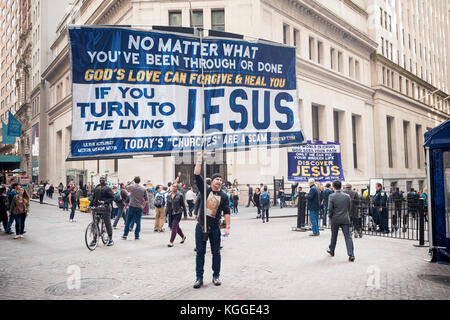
left=260, top=192, right=270, bottom=206
left=114, top=190, right=122, bottom=204
left=154, top=193, right=165, bottom=208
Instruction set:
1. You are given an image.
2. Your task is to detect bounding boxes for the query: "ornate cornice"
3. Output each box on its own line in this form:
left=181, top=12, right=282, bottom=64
left=278, top=0, right=377, bottom=52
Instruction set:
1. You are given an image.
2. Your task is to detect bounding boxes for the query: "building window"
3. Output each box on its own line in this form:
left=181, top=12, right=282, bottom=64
left=211, top=9, right=224, bottom=31
left=381, top=37, right=384, bottom=55
left=387, top=116, right=394, bottom=168
left=330, top=48, right=335, bottom=70
left=309, top=37, right=315, bottom=61
left=349, top=57, right=354, bottom=78
left=380, top=7, right=383, bottom=26
left=355, top=60, right=360, bottom=81
left=317, top=41, right=323, bottom=64
left=406, top=181, right=412, bottom=192
left=333, top=111, right=340, bottom=143
left=399, top=76, right=402, bottom=93
left=382, top=67, right=385, bottom=85
left=403, top=121, right=409, bottom=169
left=416, top=124, right=422, bottom=169
left=293, top=28, right=299, bottom=47
left=337, top=51, right=343, bottom=73
left=391, top=71, right=395, bottom=88
left=352, top=115, right=359, bottom=169
left=191, top=9, right=203, bottom=28
left=168, top=11, right=182, bottom=27
left=282, top=24, right=289, bottom=45
left=312, top=105, right=319, bottom=141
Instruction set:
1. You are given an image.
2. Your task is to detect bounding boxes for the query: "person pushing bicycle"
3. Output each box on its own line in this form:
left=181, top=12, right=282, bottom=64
left=90, top=176, right=115, bottom=246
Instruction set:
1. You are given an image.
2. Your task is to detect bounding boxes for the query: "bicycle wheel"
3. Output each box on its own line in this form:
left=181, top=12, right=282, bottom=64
left=100, top=220, right=109, bottom=245
left=85, top=222, right=99, bottom=251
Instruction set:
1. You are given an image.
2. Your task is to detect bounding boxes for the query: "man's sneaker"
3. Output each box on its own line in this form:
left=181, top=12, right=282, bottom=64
left=107, top=240, right=114, bottom=246
left=135, top=237, right=139, bottom=240
left=5, top=231, right=13, bottom=234
left=349, top=256, right=355, bottom=262
left=114, top=226, right=118, bottom=230
left=326, top=249, right=334, bottom=256
left=212, top=277, right=221, bottom=286
left=193, top=278, right=203, bottom=289
left=121, top=236, right=127, bottom=240
left=89, top=240, right=97, bottom=247
left=13, top=235, right=20, bottom=239
left=19, top=235, right=24, bottom=238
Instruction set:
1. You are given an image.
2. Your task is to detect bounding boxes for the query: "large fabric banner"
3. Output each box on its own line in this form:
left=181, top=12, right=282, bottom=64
left=287, top=142, right=345, bottom=182
left=68, top=26, right=303, bottom=158
left=7, top=111, right=22, bottom=137
left=2, top=121, right=15, bottom=145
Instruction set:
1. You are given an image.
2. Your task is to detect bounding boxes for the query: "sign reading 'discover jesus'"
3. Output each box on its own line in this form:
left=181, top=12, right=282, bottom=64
left=68, top=26, right=303, bottom=158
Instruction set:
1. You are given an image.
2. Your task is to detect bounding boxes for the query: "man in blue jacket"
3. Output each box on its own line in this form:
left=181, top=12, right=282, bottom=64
left=306, top=178, right=321, bottom=236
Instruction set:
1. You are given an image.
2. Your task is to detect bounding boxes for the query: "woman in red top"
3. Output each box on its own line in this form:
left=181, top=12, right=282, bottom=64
left=10, top=187, right=30, bottom=239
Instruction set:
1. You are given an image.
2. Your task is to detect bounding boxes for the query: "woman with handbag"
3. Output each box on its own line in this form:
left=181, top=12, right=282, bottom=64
left=166, top=183, right=187, bottom=247
left=10, top=187, right=30, bottom=239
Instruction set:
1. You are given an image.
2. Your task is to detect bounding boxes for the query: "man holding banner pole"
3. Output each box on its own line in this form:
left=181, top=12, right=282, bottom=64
left=193, top=151, right=230, bottom=289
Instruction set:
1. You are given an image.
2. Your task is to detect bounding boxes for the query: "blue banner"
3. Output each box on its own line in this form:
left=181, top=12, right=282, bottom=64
left=288, top=142, right=345, bottom=182
left=2, top=121, right=15, bottom=145
left=68, top=26, right=303, bottom=157
left=7, top=111, right=22, bottom=137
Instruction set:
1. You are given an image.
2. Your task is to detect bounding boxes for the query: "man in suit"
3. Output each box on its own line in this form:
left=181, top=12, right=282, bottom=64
left=327, top=180, right=355, bottom=262
left=305, top=178, right=321, bottom=236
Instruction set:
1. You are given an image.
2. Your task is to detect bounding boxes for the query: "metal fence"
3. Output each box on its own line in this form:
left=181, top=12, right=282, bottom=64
left=294, top=196, right=428, bottom=244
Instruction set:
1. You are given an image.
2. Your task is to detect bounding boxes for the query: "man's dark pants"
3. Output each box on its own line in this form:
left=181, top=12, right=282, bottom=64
left=123, top=206, right=142, bottom=239
left=246, top=194, right=254, bottom=207
left=39, top=194, right=44, bottom=204
left=195, top=223, right=221, bottom=280
left=329, top=223, right=354, bottom=256
left=113, top=203, right=125, bottom=227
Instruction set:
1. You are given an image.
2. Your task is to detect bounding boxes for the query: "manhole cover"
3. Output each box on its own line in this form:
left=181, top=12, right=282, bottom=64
left=418, top=275, right=450, bottom=287
left=45, top=278, right=121, bottom=296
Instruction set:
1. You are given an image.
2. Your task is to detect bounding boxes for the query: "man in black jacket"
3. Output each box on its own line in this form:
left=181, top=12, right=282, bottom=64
left=253, top=188, right=261, bottom=218
left=90, top=176, right=115, bottom=246
left=193, top=151, right=230, bottom=289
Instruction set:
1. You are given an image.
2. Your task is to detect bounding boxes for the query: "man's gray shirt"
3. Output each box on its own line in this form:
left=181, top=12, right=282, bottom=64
left=327, top=190, right=351, bottom=225
left=126, top=183, right=148, bottom=209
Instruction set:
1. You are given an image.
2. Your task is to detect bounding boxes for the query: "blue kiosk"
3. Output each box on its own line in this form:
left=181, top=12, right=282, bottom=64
left=424, top=119, right=450, bottom=264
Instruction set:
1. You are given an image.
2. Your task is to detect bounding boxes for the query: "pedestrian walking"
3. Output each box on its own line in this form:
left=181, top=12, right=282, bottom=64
left=231, top=188, right=239, bottom=214
left=322, top=183, right=333, bottom=227
left=5, top=183, right=20, bottom=234
left=38, top=185, right=45, bottom=204
left=113, top=183, right=128, bottom=229
left=278, top=187, right=285, bottom=208
left=111, top=186, right=119, bottom=219
left=260, top=186, right=270, bottom=223
left=48, top=184, right=54, bottom=199
left=193, top=151, right=230, bottom=289
left=306, top=178, right=321, bottom=236
left=166, top=183, right=187, bottom=247
left=326, top=180, right=355, bottom=261
left=61, top=186, right=70, bottom=211
left=122, top=176, right=147, bottom=240
left=68, top=186, right=77, bottom=222
left=153, top=185, right=166, bottom=232
left=58, top=182, right=64, bottom=196
left=343, top=183, right=361, bottom=238
left=246, top=184, right=254, bottom=207
left=185, top=187, right=195, bottom=217
left=253, top=187, right=261, bottom=218
left=392, top=188, right=403, bottom=232
left=0, top=187, right=9, bottom=231
left=373, top=183, right=388, bottom=233
left=10, top=187, right=30, bottom=239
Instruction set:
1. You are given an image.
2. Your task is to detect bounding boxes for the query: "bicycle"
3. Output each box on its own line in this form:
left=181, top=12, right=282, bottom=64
left=85, top=204, right=110, bottom=251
